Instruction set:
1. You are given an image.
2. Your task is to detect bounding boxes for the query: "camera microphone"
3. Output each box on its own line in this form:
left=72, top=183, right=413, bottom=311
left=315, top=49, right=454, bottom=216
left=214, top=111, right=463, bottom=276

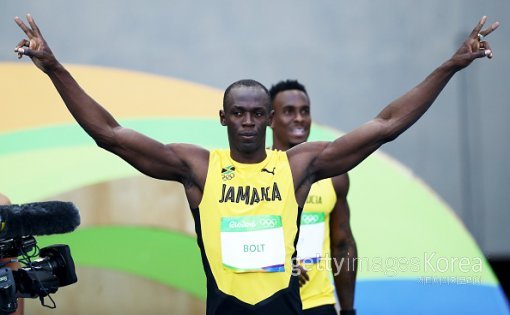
left=0, top=201, right=80, bottom=239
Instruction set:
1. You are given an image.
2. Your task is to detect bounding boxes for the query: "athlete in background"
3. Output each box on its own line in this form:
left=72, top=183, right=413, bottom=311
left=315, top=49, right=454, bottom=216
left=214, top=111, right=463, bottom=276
left=270, top=80, right=357, bottom=315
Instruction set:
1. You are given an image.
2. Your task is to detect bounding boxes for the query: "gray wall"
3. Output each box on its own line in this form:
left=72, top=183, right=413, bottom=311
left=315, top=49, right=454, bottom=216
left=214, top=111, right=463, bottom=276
left=1, top=0, right=509, bottom=256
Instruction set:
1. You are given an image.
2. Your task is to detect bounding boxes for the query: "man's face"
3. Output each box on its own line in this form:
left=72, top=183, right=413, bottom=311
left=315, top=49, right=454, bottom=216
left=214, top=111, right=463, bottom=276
left=271, top=89, right=311, bottom=148
left=220, top=86, right=272, bottom=154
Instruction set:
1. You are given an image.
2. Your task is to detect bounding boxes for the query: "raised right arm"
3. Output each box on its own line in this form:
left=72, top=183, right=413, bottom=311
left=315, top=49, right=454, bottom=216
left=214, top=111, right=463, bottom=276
left=14, top=15, right=208, bottom=193
left=37, top=64, right=207, bottom=183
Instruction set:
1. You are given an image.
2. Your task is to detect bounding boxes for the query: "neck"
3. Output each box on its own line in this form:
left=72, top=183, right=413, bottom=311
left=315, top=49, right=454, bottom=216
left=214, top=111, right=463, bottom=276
left=271, top=138, right=293, bottom=151
left=230, top=148, right=267, bottom=164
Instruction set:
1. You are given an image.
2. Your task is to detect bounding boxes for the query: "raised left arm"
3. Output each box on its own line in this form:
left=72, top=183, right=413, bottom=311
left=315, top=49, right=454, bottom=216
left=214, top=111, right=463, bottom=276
left=294, top=17, right=500, bottom=185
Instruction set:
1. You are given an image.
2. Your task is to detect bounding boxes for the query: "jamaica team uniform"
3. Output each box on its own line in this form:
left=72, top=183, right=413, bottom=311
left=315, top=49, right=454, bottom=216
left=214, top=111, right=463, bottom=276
left=296, top=178, right=337, bottom=312
left=191, top=149, right=302, bottom=315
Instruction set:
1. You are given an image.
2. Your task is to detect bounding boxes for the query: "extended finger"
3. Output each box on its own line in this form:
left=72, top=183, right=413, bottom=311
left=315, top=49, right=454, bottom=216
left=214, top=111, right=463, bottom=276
left=14, top=16, right=34, bottom=38
left=469, top=16, right=487, bottom=39
left=26, top=14, right=42, bottom=36
left=479, top=21, right=500, bottom=38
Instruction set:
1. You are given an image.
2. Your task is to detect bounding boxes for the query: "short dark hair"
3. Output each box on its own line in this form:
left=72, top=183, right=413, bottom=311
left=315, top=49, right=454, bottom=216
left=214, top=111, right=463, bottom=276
left=269, top=79, right=308, bottom=101
left=223, top=79, right=270, bottom=110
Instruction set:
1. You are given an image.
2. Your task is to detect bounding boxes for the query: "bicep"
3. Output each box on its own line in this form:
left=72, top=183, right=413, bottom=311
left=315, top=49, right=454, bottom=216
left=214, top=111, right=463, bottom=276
left=313, top=118, right=389, bottom=180
left=103, top=127, right=207, bottom=182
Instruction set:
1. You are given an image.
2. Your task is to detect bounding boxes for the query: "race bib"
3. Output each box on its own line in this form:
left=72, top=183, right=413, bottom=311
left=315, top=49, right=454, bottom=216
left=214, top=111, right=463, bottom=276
left=220, top=215, right=285, bottom=273
left=296, top=212, right=325, bottom=263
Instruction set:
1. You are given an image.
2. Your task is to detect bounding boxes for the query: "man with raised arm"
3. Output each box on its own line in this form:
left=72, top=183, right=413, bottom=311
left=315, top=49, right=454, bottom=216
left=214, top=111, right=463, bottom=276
left=14, top=14, right=498, bottom=315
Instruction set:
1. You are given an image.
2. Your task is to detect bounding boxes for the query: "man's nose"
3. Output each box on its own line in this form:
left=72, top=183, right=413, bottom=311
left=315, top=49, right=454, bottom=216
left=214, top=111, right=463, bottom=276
left=242, top=113, right=255, bottom=126
left=294, top=112, right=304, bottom=122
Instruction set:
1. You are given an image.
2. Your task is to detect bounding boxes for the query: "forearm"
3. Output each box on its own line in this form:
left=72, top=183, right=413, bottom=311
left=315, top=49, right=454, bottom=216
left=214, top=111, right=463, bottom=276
left=378, top=59, right=459, bottom=141
left=332, top=238, right=358, bottom=310
left=46, top=63, right=120, bottom=145
left=309, top=60, right=461, bottom=181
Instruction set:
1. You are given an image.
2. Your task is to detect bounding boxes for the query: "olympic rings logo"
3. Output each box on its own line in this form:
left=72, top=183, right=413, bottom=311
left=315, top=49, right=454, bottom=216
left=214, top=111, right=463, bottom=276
left=302, top=215, right=320, bottom=225
left=222, top=173, right=235, bottom=181
left=258, top=218, right=278, bottom=228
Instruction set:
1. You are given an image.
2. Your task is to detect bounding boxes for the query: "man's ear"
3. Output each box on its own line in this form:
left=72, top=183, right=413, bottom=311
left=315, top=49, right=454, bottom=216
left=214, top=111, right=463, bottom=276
left=269, top=109, right=275, bottom=129
left=219, top=109, right=226, bottom=126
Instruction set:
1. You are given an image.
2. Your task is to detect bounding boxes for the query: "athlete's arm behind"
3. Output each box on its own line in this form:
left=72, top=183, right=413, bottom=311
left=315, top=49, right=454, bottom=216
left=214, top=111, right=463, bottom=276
left=329, top=174, right=357, bottom=312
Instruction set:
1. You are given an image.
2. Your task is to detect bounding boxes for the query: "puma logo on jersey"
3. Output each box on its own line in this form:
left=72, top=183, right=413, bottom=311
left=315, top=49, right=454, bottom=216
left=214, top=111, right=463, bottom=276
left=261, top=167, right=275, bottom=175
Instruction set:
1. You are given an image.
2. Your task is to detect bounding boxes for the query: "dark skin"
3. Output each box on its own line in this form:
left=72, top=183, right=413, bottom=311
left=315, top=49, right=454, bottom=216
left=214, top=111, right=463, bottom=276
left=330, top=176, right=357, bottom=311
left=13, top=14, right=500, bottom=207
left=220, top=87, right=272, bottom=163
left=271, top=89, right=357, bottom=311
left=13, top=16, right=499, bottom=302
left=271, top=90, right=311, bottom=148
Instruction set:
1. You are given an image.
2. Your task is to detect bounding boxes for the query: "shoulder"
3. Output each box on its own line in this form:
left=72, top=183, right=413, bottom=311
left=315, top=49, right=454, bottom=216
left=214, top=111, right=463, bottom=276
left=269, top=148, right=289, bottom=161
left=168, top=143, right=210, bottom=168
left=287, top=141, right=329, bottom=159
left=170, top=143, right=209, bottom=158
left=287, top=141, right=329, bottom=176
left=167, top=144, right=210, bottom=189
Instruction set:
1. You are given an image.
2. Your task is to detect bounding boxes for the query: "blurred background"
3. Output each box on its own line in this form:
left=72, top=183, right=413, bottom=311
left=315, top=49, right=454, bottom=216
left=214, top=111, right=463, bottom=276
left=1, top=1, right=509, bottom=314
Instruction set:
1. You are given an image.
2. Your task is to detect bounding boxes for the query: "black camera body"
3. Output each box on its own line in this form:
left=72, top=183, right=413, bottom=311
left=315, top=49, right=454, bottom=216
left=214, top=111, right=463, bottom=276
left=0, top=236, right=77, bottom=314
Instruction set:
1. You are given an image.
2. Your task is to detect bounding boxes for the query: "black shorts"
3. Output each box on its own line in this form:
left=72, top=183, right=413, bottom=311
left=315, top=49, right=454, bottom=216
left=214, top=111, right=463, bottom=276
left=303, top=304, right=337, bottom=315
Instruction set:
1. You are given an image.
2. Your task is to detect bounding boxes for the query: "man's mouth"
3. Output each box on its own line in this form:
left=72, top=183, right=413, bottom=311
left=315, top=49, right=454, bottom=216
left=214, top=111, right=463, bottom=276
left=290, top=127, right=307, bottom=137
left=239, top=132, right=257, bottom=141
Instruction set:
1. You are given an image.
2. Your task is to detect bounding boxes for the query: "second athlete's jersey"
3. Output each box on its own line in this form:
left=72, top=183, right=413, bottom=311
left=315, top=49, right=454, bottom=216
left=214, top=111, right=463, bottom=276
left=297, top=178, right=338, bottom=309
